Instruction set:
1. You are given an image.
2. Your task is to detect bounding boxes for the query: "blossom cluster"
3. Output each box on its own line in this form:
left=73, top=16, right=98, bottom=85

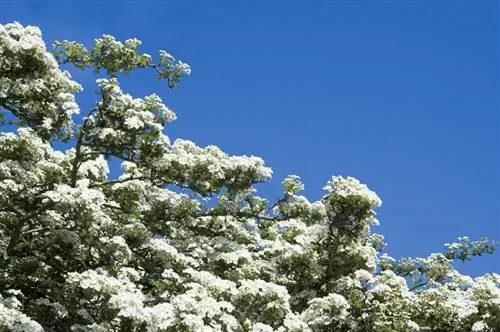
left=0, top=22, right=81, bottom=139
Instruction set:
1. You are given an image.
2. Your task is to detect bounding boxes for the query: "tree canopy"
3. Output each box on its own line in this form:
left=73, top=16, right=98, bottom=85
left=0, top=22, right=498, bottom=332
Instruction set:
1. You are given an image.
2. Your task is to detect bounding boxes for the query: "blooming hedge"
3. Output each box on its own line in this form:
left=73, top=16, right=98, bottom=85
left=0, top=22, right=498, bottom=332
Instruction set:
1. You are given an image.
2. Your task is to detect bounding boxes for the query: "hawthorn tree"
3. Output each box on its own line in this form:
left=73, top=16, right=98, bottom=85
left=0, top=22, right=498, bottom=332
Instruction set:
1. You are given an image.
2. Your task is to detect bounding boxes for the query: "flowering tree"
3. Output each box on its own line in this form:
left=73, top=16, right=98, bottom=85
left=0, top=22, right=498, bottom=332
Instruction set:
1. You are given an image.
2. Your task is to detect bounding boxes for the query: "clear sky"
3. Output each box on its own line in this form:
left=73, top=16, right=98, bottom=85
left=2, top=1, right=498, bottom=276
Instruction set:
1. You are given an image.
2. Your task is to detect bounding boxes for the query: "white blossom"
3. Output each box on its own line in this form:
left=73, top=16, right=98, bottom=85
left=323, top=175, right=382, bottom=208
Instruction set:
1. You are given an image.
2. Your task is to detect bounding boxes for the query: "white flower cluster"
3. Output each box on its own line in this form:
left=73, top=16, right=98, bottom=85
left=0, top=22, right=81, bottom=137
left=152, top=139, right=273, bottom=195
left=159, top=50, right=192, bottom=76
left=301, top=293, right=350, bottom=327
left=323, top=175, right=382, bottom=209
left=0, top=293, right=44, bottom=332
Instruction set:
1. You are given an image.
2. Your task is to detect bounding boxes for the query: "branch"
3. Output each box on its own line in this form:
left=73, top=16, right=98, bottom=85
left=198, top=210, right=281, bottom=222
left=409, top=281, right=429, bottom=292
left=70, top=109, right=96, bottom=187
left=265, top=197, right=286, bottom=214
left=6, top=222, right=24, bottom=255
left=88, top=176, right=153, bottom=188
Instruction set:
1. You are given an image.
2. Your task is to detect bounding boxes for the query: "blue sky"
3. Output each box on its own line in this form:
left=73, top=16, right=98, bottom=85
left=2, top=1, right=498, bottom=276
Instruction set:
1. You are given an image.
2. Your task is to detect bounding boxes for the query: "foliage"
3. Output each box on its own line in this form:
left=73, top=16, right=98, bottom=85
left=0, top=22, right=498, bottom=332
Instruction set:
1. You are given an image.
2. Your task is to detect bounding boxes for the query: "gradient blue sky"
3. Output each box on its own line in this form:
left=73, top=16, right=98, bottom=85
left=2, top=1, right=498, bottom=276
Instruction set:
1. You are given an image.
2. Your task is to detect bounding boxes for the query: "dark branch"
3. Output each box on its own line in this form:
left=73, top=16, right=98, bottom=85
left=409, top=281, right=429, bottom=292
left=70, top=109, right=96, bottom=187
